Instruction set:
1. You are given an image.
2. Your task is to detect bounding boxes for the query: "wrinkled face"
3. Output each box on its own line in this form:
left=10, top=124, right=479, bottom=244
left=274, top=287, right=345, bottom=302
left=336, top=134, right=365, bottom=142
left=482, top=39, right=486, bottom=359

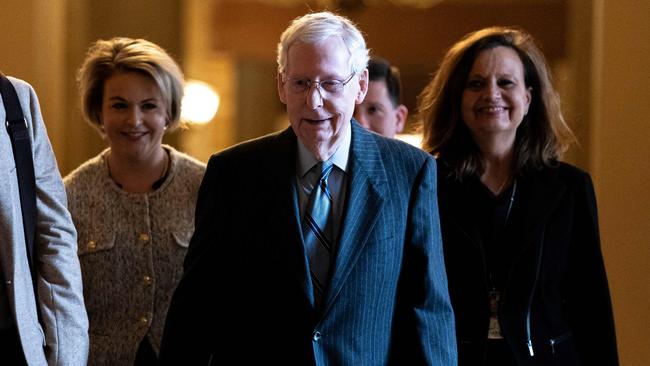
left=354, top=80, right=405, bottom=138
left=461, top=46, right=531, bottom=146
left=278, top=36, right=368, bottom=161
left=101, top=71, right=167, bottom=161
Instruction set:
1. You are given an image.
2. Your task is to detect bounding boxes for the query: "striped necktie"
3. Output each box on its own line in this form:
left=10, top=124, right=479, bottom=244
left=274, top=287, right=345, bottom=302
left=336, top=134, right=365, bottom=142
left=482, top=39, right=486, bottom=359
left=302, top=161, right=334, bottom=305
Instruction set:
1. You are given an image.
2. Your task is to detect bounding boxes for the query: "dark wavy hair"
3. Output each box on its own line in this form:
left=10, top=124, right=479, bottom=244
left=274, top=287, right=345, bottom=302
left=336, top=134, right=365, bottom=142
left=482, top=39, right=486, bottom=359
left=417, top=26, right=575, bottom=180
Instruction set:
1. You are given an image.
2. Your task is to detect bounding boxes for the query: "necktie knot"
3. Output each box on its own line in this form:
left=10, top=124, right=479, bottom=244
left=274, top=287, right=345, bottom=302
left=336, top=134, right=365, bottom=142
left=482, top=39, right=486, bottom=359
left=314, top=160, right=333, bottom=182
left=311, top=161, right=333, bottom=200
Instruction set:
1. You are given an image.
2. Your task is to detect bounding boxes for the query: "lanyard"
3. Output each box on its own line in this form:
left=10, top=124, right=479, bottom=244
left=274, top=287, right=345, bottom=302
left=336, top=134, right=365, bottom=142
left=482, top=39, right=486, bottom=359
left=488, top=179, right=517, bottom=339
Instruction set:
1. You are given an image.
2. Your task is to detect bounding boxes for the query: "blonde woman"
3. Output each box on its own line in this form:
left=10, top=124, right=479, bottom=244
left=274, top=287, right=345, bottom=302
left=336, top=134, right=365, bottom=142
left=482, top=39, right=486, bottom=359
left=65, top=37, right=205, bottom=365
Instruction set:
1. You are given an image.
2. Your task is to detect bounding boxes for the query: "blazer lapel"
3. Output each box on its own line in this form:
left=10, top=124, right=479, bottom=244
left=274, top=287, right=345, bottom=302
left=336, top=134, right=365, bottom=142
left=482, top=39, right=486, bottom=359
left=438, top=165, right=566, bottom=257
left=440, top=176, right=485, bottom=251
left=268, top=128, right=316, bottom=308
left=321, top=122, right=387, bottom=315
left=517, top=167, right=566, bottom=255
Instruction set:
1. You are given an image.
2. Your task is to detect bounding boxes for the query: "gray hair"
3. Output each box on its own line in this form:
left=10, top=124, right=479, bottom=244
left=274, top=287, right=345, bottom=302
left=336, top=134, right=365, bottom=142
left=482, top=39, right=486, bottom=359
left=277, top=11, right=369, bottom=75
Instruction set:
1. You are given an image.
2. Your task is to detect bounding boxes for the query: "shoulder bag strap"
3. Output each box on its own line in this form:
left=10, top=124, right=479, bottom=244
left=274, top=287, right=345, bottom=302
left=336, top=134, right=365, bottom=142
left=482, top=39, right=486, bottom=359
left=0, top=73, right=38, bottom=296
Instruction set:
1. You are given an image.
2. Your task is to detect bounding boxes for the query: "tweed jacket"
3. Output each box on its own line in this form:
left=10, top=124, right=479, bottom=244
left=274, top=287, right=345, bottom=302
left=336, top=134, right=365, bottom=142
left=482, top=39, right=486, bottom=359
left=0, top=76, right=88, bottom=365
left=64, top=146, right=205, bottom=365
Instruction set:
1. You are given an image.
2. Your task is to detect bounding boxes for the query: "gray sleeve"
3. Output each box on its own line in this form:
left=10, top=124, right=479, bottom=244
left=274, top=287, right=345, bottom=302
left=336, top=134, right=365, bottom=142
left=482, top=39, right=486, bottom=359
left=20, top=79, right=90, bottom=366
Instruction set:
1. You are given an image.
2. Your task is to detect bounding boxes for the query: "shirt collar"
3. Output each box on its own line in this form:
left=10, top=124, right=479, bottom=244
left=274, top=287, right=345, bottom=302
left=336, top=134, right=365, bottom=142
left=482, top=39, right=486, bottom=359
left=297, top=121, right=351, bottom=177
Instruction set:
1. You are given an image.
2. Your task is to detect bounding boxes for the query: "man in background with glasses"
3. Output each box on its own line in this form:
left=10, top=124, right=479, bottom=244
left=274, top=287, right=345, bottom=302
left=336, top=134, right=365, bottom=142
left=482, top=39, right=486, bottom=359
left=161, top=11, right=456, bottom=366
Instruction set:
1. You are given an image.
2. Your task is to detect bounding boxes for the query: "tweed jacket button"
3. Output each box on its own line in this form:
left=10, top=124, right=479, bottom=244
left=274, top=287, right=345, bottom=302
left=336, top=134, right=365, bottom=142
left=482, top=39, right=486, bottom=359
left=143, top=275, right=152, bottom=285
left=139, top=233, right=150, bottom=242
left=139, top=316, right=149, bottom=326
left=87, top=240, right=96, bottom=251
left=312, top=331, right=321, bottom=342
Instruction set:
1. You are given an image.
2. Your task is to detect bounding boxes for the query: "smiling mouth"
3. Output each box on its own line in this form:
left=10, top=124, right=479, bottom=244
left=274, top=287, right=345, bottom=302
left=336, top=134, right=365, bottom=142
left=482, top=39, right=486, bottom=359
left=303, top=118, right=330, bottom=124
left=122, top=131, right=148, bottom=139
left=478, top=106, right=508, bottom=113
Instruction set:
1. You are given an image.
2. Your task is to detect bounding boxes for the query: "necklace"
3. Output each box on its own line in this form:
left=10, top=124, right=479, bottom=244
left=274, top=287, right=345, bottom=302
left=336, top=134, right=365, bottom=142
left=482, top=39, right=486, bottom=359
left=106, top=150, right=169, bottom=191
left=152, top=152, right=170, bottom=189
left=494, top=175, right=511, bottom=195
left=504, top=179, right=517, bottom=225
left=487, top=178, right=517, bottom=340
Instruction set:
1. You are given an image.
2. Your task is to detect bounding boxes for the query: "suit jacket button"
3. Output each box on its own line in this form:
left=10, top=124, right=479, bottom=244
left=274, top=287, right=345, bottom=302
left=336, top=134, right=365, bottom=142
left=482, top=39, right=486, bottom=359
left=143, top=275, right=152, bottom=285
left=139, top=316, right=149, bottom=326
left=312, top=331, right=321, bottom=342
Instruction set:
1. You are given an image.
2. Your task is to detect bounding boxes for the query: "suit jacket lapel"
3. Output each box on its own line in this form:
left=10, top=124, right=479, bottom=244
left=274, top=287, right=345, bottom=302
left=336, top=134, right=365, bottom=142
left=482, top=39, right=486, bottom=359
left=437, top=166, right=485, bottom=252
left=439, top=165, right=567, bottom=257
left=268, top=128, right=316, bottom=308
left=518, top=167, right=566, bottom=255
left=321, top=122, right=387, bottom=314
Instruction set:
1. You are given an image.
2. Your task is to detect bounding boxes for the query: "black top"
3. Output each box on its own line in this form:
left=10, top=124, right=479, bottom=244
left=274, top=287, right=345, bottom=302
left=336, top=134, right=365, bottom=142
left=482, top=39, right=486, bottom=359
left=472, top=178, right=519, bottom=292
left=437, top=160, right=619, bottom=366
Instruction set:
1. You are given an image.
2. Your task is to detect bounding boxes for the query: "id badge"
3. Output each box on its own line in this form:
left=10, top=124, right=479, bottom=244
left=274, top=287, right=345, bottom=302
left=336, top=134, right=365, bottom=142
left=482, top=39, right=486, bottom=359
left=488, top=290, right=503, bottom=339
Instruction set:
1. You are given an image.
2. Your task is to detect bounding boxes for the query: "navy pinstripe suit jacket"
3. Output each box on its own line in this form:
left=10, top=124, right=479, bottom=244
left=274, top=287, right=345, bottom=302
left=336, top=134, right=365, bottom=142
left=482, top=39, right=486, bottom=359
left=160, top=121, right=457, bottom=365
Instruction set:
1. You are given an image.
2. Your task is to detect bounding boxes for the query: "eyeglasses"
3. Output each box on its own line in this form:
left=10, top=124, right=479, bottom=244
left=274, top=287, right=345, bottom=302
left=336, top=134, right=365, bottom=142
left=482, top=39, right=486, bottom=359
left=283, top=72, right=356, bottom=96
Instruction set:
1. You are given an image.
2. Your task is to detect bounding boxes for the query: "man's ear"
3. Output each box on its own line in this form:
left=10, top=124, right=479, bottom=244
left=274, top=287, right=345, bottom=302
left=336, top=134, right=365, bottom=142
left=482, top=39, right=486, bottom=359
left=355, top=68, right=369, bottom=104
left=277, top=73, right=287, bottom=104
left=395, top=104, right=408, bottom=134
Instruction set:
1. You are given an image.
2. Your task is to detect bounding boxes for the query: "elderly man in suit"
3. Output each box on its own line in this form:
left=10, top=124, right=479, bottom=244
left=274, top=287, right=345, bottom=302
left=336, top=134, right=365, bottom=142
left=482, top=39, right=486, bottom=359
left=160, top=11, right=456, bottom=365
left=0, top=75, right=88, bottom=365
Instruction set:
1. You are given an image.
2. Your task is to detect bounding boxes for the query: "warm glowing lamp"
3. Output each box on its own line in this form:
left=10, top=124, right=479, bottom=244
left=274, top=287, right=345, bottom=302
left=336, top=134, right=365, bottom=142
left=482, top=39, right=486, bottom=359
left=181, top=79, right=220, bottom=124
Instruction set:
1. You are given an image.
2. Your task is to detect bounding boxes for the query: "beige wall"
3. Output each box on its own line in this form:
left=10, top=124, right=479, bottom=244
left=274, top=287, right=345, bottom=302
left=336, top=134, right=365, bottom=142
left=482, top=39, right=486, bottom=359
left=179, top=0, right=238, bottom=162
left=591, top=1, right=650, bottom=365
left=0, top=0, right=68, bottom=166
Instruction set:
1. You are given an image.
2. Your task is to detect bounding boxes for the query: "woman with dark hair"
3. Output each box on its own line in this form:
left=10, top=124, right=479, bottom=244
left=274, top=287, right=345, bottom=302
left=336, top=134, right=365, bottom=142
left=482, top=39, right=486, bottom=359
left=418, top=27, right=618, bottom=365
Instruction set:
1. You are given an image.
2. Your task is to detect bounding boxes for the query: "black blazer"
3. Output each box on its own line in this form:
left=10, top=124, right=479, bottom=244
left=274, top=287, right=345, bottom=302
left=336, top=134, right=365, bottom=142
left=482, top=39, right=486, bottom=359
left=160, top=123, right=457, bottom=365
left=437, top=161, right=618, bottom=366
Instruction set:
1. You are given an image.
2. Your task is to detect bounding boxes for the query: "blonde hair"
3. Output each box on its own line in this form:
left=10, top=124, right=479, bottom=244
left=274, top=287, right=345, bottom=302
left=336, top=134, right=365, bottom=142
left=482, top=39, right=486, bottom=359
left=77, top=37, right=185, bottom=132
